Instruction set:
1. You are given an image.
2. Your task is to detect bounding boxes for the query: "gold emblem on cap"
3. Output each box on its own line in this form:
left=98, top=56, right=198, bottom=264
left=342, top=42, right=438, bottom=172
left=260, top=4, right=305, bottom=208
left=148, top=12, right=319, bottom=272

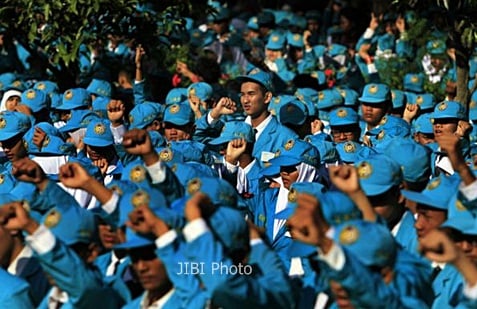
left=36, top=83, right=45, bottom=90
left=271, top=35, right=279, bottom=42
left=426, top=177, right=441, bottom=190
left=131, top=190, right=150, bottom=208
left=339, top=225, right=359, bottom=245
left=337, top=109, right=347, bottom=118
left=44, top=210, right=61, bottom=228
left=42, top=135, right=50, bottom=148
left=379, top=116, right=387, bottom=126
left=274, top=97, right=281, bottom=104
left=293, top=34, right=300, bottom=41
left=159, top=148, right=173, bottom=162
left=130, top=165, right=146, bottom=182
left=357, top=161, right=372, bottom=179
left=391, top=91, right=396, bottom=99
left=0, top=117, right=6, bottom=129
left=339, top=89, right=346, bottom=97
left=26, top=90, right=36, bottom=99
left=432, top=41, right=440, bottom=48
left=249, top=68, right=260, bottom=75
left=318, top=91, right=325, bottom=100
left=64, top=90, right=73, bottom=100
left=169, top=104, right=180, bottom=114
left=368, top=85, right=378, bottom=94
left=410, top=75, right=418, bottom=83
left=456, top=199, right=466, bottom=211
left=416, top=96, right=423, bottom=105
left=94, top=123, right=105, bottom=135
left=129, top=115, right=134, bottom=124
left=344, top=142, right=356, bottom=153
left=187, top=178, right=202, bottom=195
left=288, top=188, right=297, bottom=203
left=171, top=163, right=178, bottom=173
left=438, top=102, right=447, bottom=111
left=470, top=100, right=476, bottom=109
left=0, top=174, right=4, bottom=184
left=13, top=81, right=21, bottom=87
left=284, top=139, right=295, bottom=151
left=377, top=130, right=385, bottom=140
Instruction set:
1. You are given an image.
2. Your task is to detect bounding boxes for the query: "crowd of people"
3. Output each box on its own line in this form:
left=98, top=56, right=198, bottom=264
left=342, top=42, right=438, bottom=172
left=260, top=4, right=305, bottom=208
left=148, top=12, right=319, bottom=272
left=1, top=0, right=477, bottom=308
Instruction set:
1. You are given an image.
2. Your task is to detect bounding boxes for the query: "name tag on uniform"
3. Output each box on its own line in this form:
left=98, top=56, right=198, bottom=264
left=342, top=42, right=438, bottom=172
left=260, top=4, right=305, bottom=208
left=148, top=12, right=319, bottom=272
left=260, top=151, right=275, bottom=163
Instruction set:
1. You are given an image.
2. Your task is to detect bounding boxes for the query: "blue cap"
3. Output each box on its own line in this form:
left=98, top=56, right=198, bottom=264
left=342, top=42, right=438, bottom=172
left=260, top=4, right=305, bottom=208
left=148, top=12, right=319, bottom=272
left=377, top=33, right=394, bottom=52
left=313, top=45, right=326, bottom=58
left=257, top=11, right=275, bottom=26
left=261, top=139, right=320, bottom=176
left=413, top=114, right=434, bottom=134
left=426, top=39, right=446, bottom=55
left=469, top=91, right=477, bottom=120
left=383, top=138, right=431, bottom=183
left=237, top=68, right=274, bottom=93
left=359, top=83, right=391, bottom=104
left=432, top=101, right=466, bottom=120
left=184, top=177, right=238, bottom=207
left=148, top=130, right=166, bottom=148
left=356, top=154, right=403, bottom=196
left=279, top=99, right=314, bottom=126
left=129, top=103, right=163, bottom=129
left=335, top=141, right=363, bottom=163
left=295, top=88, right=318, bottom=106
left=441, top=195, right=477, bottom=235
left=114, top=229, right=155, bottom=250
left=266, top=32, right=286, bottom=50
left=0, top=111, right=32, bottom=141
left=311, top=71, right=327, bottom=87
left=83, top=119, right=114, bottom=147
left=275, top=182, right=326, bottom=220
left=163, top=103, right=193, bottom=125
left=209, top=121, right=255, bottom=145
left=116, top=188, right=169, bottom=227
left=337, top=87, right=359, bottom=106
left=247, top=16, right=259, bottom=31
left=59, top=110, right=100, bottom=133
left=402, top=174, right=460, bottom=210
left=268, top=94, right=295, bottom=118
left=154, top=147, right=185, bottom=165
left=0, top=73, right=18, bottom=91
left=187, top=82, right=213, bottom=102
left=86, top=79, right=112, bottom=98
left=58, top=88, right=91, bottom=110
left=408, top=93, right=435, bottom=111
left=317, top=89, right=344, bottom=110
left=207, top=4, right=230, bottom=22
left=42, top=205, right=97, bottom=245
left=0, top=172, right=16, bottom=194
left=327, top=43, right=347, bottom=57
left=21, top=89, right=49, bottom=113
left=305, top=139, right=339, bottom=164
left=33, top=81, right=59, bottom=95
left=120, top=161, right=152, bottom=190
left=168, top=140, right=205, bottom=163
left=391, top=89, right=406, bottom=109
left=165, top=88, right=188, bottom=106
left=25, top=134, right=76, bottom=156
left=208, top=206, right=248, bottom=252
left=403, top=73, right=424, bottom=93
left=91, top=96, right=110, bottom=119
left=170, top=162, right=207, bottom=187
left=287, top=32, right=304, bottom=48
left=329, top=107, right=359, bottom=127
left=334, top=220, right=397, bottom=268
left=50, top=93, right=63, bottom=110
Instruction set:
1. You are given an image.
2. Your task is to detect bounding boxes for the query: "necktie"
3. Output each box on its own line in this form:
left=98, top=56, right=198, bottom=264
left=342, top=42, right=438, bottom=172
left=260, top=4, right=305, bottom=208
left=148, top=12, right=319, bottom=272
left=430, top=266, right=441, bottom=281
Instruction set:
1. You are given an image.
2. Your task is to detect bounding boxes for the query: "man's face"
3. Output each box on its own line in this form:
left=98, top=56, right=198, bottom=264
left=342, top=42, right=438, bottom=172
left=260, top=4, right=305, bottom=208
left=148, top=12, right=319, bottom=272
left=361, top=102, right=387, bottom=128
left=414, top=205, right=447, bottom=239
left=433, top=118, right=458, bottom=137
left=0, top=134, right=27, bottom=162
left=98, top=224, right=125, bottom=250
left=163, top=122, right=192, bottom=141
left=414, top=132, right=435, bottom=145
left=130, top=246, right=169, bottom=291
left=331, top=126, right=360, bottom=143
left=265, top=48, right=282, bottom=62
left=280, top=165, right=299, bottom=190
left=240, top=82, right=270, bottom=119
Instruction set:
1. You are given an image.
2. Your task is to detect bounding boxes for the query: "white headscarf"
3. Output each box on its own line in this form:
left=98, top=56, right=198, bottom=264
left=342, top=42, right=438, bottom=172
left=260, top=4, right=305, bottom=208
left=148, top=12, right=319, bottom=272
left=0, top=89, right=22, bottom=111
left=272, top=162, right=319, bottom=240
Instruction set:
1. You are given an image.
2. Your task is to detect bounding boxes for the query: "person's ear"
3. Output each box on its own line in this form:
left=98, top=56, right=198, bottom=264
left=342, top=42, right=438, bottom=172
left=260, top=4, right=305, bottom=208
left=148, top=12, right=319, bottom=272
left=264, top=91, right=273, bottom=104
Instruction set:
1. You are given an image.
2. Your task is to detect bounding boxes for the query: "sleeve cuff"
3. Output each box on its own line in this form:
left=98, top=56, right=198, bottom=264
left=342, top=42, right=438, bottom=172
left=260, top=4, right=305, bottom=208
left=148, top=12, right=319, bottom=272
left=145, top=160, right=166, bottom=184
left=363, top=28, right=375, bottom=39
left=25, top=224, right=56, bottom=255
left=134, top=80, right=145, bottom=84
left=459, top=180, right=477, bottom=201
left=250, top=239, right=263, bottom=246
left=183, top=218, right=210, bottom=243
left=224, top=158, right=238, bottom=173
left=110, top=124, right=126, bottom=144
left=155, top=229, right=178, bottom=248
left=317, top=242, right=345, bottom=271
left=102, top=192, right=119, bottom=214
left=207, top=112, right=218, bottom=125
left=464, top=281, right=477, bottom=300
